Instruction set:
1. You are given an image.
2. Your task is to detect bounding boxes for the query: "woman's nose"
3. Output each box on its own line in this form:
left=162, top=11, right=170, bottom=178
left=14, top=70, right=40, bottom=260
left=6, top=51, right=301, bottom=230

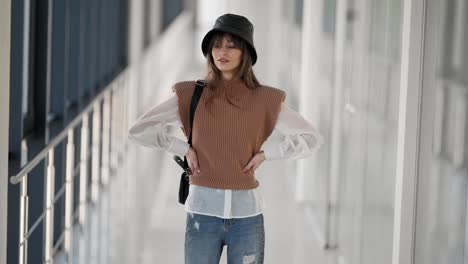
left=218, top=46, right=228, bottom=55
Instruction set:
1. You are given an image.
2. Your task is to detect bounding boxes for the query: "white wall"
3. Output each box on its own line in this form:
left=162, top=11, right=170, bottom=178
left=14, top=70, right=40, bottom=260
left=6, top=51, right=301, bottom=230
left=0, top=1, right=11, bottom=264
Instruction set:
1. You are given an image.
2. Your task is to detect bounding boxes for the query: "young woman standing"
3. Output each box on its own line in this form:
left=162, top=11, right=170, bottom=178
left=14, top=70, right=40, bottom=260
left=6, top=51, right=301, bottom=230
left=129, top=13, right=323, bottom=264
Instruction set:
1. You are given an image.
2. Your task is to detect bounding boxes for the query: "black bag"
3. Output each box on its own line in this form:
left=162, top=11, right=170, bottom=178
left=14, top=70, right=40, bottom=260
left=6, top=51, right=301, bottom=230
left=173, top=80, right=205, bottom=204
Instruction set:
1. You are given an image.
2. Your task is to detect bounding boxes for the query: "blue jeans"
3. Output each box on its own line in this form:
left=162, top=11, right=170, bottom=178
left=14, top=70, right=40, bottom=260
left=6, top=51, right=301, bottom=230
left=185, top=213, right=265, bottom=264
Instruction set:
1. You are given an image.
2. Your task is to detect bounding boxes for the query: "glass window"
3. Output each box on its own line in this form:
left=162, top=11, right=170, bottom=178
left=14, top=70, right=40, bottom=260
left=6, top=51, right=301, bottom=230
left=162, top=0, right=184, bottom=31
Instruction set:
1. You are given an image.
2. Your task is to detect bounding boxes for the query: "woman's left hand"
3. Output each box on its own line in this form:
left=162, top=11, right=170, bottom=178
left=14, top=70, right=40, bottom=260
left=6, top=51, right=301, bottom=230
left=243, top=151, right=266, bottom=174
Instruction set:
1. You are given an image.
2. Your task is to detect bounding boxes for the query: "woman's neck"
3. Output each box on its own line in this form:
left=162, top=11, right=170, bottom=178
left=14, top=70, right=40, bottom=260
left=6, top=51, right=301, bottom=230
left=221, top=71, right=241, bottom=81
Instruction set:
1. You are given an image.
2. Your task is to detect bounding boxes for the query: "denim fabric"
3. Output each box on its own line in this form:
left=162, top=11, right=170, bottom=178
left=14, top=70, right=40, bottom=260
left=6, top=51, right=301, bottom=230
left=185, top=213, right=265, bottom=264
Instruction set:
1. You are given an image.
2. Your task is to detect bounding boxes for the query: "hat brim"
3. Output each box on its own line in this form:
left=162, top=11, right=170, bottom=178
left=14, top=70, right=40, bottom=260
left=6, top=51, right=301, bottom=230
left=201, top=28, right=257, bottom=66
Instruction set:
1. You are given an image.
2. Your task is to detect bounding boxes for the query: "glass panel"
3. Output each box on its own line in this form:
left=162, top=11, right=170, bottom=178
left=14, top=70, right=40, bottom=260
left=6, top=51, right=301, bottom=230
left=334, top=0, right=403, bottom=263
left=415, top=0, right=468, bottom=263
left=322, top=0, right=337, bottom=35
left=294, top=0, right=304, bottom=26
left=162, top=0, right=184, bottom=31
left=307, top=0, right=338, bottom=246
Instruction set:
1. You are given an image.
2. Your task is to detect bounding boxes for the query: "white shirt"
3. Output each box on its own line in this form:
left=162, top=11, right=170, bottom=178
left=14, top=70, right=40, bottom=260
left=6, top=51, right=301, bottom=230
left=128, top=94, right=323, bottom=219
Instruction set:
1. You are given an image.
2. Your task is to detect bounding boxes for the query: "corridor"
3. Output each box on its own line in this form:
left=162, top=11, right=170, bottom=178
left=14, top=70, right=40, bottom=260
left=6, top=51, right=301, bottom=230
left=1, top=0, right=468, bottom=263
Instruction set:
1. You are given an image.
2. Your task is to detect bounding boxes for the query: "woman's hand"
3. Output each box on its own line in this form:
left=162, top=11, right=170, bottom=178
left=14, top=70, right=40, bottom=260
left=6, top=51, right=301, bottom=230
left=243, top=151, right=266, bottom=174
left=186, top=147, right=201, bottom=177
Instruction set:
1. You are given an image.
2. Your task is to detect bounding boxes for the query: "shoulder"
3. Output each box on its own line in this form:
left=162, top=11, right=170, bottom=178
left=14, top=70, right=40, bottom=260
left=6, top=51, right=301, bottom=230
left=255, top=84, right=287, bottom=101
left=171, top=80, right=196, bottom=93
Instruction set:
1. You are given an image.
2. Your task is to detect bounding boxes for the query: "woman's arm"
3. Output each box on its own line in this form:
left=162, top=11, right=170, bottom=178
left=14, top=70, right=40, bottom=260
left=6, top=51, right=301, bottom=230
left=128, top=94, right=190, bottom=157
left=260, top=103, right=324, bottom=160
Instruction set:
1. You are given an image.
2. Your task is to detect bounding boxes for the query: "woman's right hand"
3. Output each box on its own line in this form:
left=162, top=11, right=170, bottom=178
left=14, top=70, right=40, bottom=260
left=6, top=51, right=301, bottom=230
left=186, top=147, right=201, bottom=176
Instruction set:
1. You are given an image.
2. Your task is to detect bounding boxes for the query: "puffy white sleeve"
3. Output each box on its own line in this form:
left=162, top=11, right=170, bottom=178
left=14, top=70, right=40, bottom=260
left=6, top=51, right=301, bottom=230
left=260, top=103, right=324, bottom=160
left=128, top=94, right=190, bottom=157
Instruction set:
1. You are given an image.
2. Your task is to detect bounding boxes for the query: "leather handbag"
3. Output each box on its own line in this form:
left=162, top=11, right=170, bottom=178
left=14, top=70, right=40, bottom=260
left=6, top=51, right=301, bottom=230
left=173, top=80, right=205, bottom=205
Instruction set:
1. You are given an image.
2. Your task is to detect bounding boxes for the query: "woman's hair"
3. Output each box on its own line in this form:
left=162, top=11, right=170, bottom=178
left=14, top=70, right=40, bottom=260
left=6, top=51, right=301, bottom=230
left=204, top=32, right=260, bottom=114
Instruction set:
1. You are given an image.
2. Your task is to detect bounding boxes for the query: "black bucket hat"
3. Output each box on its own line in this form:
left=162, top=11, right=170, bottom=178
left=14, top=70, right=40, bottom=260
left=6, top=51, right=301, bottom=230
left=201, top=13, right=257, bottom=65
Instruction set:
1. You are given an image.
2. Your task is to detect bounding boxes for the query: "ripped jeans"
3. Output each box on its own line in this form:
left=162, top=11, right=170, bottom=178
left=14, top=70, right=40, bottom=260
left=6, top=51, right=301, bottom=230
left=185, top=213, right=265, bottom=264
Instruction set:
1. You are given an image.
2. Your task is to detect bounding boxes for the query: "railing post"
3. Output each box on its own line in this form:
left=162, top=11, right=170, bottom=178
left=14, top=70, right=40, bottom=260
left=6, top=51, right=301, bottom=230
left=101, top=92, right=111, bottom=185
left=117, top=81, right=123, bottom=157
left=44, top=149, right=55, bottom=264
left=79, top=114, right=89, bottom=226
left=114, top=85, right=121, bottom=160
left=91, top=102, right=101, bottom=203
left=19, top=140, right=29, bottom=264
left=64, top=130, right=75, bottom=263
left=110, top=88, right=117, bottom=172
left=123, top=76, right=128, bottom=151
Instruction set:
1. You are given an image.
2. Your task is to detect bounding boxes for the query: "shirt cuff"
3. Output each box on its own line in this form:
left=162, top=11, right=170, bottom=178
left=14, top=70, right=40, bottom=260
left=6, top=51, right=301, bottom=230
left=167, top=138, right=190, bottom=157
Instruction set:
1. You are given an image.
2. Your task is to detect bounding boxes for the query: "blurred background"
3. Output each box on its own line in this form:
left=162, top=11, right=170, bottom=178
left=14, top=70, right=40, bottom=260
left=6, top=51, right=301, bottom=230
left=1, top=0, right=467, bottom=263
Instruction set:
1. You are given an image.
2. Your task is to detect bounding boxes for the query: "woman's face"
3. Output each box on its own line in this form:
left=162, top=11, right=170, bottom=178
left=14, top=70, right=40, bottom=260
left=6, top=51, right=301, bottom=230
left=211, top=34, right=243, bottom=77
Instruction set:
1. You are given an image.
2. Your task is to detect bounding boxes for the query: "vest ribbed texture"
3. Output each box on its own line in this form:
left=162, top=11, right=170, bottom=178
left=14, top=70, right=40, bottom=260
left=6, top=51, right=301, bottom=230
left=172, top=79, right=286, bottom=189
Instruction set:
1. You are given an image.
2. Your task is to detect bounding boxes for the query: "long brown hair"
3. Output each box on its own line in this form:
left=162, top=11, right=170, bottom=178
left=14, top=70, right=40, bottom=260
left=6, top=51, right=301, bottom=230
left=204, top=32, right=260, bottom=114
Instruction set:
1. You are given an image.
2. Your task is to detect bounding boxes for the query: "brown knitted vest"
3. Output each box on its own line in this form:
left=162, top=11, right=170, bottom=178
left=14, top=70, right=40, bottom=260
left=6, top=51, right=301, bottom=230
left=172, top=79, right=286, bottom=189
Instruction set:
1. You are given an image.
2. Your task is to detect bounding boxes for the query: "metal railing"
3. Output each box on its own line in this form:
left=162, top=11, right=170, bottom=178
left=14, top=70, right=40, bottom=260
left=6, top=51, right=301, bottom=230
left=9, top=69, right=129, bottom=264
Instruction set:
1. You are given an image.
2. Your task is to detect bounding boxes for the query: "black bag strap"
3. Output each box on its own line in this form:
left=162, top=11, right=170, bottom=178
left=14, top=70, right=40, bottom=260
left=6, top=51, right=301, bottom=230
left=188, top=80, right=205, bottom=145
left=173, top=80, right=206, bottom=171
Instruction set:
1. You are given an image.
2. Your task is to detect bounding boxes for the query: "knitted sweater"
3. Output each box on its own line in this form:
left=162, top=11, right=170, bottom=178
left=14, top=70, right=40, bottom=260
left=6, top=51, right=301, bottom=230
left=172, top=79, right=286, bottom=189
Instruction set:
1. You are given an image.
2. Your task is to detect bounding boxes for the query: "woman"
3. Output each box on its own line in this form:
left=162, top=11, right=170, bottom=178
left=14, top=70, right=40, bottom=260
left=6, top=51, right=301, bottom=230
left=128, top=13, right=323, bottom=264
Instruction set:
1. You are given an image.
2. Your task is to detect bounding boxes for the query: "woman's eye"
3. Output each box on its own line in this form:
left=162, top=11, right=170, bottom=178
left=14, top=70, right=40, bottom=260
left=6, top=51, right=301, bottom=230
left=213, top=44, right=236, bottom=50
